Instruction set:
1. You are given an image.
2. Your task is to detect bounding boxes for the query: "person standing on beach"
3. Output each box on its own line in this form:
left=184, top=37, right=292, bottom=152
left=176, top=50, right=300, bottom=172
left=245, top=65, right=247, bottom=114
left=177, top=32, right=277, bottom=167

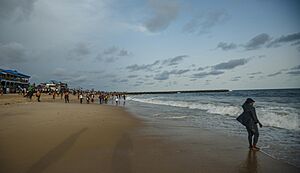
left=52, top=91, right=56, bottom=100
left=60, top=91, right=63, bottom=100
left=98, top=94, right=102, bottom=104
left=27, top=84, right=35, bottom=100
left=0, top=84, right=3, bottom=95
left=115, top=96, right=119, bottom=105
left=36, top=90, right=41, bottom=102
left=91, top=94, right=94, bottom=103
left=64, top=90, right=69, bottom=103
left=79, top=93, right=83, bottom=104
left=237, top=98, right=263, bottom=150
left=86, top=94, right=90, bottom=104
left=122, top=94, right=126, bottom=105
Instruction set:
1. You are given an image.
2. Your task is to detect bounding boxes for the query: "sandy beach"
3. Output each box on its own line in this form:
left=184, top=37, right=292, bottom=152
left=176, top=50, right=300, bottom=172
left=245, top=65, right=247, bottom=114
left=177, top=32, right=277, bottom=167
left=0, top=94, right=299, bottom=173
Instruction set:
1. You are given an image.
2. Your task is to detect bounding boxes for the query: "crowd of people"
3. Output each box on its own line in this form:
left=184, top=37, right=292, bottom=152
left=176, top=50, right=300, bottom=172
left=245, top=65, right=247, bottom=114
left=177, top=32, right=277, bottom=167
left=19, top=83, right=127, bottom=106
left=78, top=92, right=126, bottom=106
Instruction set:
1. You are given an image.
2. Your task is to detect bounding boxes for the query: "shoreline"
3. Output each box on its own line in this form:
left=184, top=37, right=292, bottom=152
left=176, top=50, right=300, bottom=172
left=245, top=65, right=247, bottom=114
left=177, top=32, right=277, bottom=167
left=127, top=104, right=300, bottom=171
left=0, top=94, right=299, bottom=172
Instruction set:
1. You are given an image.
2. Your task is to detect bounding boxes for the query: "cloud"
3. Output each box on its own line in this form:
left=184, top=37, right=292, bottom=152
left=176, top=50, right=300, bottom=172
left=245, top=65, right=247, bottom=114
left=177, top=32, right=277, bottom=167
left=96, top=46, right=131, bottom=62
left=52, top=68, right=67, bottom=76
left=0, top=42, right=27, bottom=64
left=169, top=69, right=190, bottom=74
left=267, top=71, right=282, bottom=77
left=119, top=79, right=129, bottom=83
left=154, top=71, right=170, bottom=80
left=118, top=49, right=130, bottom=56
left=69, top=43, right=90, bottom=60
left=286, top=65, right=300, bottom=76
left=192, top=70, right=224, bottom=78
left=287, top=71, right=300, bottom=75
left=71, top=75, right=89, bottom=83
left=144, top=0, right=180, bottom=32
left=231, top=76, right=241, bottom=81
left=216, top=32, right=300, bottom=52
left=162, top=55, right=188, bottom=66
left=133, top=83, right=142, bottom=87
left=128, top=75, right=138, bottom=78
left=77, top=70, right=105, bottom=74
left=51, top=69, right=90, bottom=85
left=100, top=73, right=117, bottom=79
left=153, top=68, right=190, bottom=80
left=103, top=46, right=119, bottom=55
left=183, top=9, right=229, bottom=35
left=104, top=57, right=118, bottom=63
left=126, top=60, right=160, bottom=72
left=291, top=41, right=300, bottom=46
left=0, top=0, right=38, bottom=21
left=216, top=42, right=237, bottom=51
left=291, top=65, right=300, bottom=70
left=145, top=82, right=155, bottom=85
left=197, top=66, right=210, bottom=71
left=213, top=58, right=250, bottom=70
left=191, top=58, right=251, bottom=79
left=248, top=72, right=263, bottom=75
left=267, top=32, right=300, bottom=48
left=244, top=33, right=271, bottom=50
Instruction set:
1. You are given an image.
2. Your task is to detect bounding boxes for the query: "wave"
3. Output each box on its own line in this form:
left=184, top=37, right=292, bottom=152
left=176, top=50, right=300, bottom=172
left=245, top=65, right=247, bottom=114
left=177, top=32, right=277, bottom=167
left=129, top=97, right=241, bottom=115
left=128, top=97, right=299, bottom=130
left=163, top=116, right=190, bottom=120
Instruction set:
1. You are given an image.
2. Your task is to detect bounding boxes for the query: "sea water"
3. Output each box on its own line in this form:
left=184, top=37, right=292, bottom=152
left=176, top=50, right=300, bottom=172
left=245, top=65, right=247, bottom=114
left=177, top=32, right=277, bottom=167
left=126, top=89, right=300, bottom=167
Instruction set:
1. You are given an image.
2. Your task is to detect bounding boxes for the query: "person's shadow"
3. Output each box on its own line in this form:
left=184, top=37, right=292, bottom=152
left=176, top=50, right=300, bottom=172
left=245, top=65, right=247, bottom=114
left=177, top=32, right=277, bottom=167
left=238, top=150, right=259, bottom=173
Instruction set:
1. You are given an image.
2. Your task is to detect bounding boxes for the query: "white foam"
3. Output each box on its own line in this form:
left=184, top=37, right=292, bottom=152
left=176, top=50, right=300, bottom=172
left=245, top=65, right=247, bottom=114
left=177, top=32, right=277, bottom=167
left=258, top=106, right=299, bottom=130
left=164, top=116, right=190, bottom=120
left=129, top=97, right=241, bottom=116
left=128, top=97, right=299, bottom=131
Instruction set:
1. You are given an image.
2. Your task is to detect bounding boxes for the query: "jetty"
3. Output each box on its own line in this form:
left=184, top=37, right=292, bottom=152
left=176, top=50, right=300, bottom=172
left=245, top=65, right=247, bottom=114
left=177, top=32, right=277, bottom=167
left=127, top=89, right=229, bottom=95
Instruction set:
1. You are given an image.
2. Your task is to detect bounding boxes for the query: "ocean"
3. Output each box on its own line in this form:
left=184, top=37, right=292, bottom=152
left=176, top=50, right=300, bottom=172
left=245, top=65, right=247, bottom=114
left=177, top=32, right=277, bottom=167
left=125, top=89, right=300, bottom=167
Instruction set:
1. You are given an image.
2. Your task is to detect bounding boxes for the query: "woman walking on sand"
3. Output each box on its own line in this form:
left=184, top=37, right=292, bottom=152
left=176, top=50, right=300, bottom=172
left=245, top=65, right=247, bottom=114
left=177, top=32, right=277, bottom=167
left=237, top=98, right=263, bottom=150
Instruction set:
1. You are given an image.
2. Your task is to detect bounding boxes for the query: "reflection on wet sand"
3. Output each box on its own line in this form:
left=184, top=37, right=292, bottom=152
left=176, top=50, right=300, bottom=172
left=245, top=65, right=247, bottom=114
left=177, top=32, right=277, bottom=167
left=112, top=133, right=133, bottom=173
left=239, top=150, right=259, bottom=173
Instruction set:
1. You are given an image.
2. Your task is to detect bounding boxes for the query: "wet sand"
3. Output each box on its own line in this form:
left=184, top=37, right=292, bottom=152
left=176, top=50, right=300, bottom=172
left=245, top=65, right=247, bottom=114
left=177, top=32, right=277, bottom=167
left=0, top=94, right=299, bottom=173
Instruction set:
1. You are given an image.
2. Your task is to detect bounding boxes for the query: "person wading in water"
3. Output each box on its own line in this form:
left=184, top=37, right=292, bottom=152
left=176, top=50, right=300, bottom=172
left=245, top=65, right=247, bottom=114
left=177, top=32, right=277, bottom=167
left=237, top=98, right=263, bottom=150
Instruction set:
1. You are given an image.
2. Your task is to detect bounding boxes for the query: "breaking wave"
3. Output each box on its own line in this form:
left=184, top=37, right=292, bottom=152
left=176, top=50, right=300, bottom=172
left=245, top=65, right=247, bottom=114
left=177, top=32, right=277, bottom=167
left=128, top=97, right=299, bottom=130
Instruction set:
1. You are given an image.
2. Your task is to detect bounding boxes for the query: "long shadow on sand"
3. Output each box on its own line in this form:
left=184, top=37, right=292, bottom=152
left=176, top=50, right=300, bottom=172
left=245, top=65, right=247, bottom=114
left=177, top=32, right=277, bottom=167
left=26, top=127, right=88, bottom=173
left=112, top=133, right=133, bottom=173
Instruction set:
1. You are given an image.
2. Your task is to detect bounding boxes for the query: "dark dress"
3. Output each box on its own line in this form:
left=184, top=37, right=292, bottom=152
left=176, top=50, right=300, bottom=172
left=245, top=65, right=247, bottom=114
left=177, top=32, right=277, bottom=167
left=237, top=103, right=260, bottom=146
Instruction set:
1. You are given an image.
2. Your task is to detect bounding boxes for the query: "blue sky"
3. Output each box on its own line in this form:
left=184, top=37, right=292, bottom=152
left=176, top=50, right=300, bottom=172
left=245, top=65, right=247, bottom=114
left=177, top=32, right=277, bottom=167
left=0, top=0, right=299, bottom=91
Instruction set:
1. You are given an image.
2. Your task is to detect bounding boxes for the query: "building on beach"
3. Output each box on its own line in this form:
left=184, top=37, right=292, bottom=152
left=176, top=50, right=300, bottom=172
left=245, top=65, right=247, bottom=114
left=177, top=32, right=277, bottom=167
left=38, top=80, right=68, bottom=93
left=0, top=69, right=31, bottom=93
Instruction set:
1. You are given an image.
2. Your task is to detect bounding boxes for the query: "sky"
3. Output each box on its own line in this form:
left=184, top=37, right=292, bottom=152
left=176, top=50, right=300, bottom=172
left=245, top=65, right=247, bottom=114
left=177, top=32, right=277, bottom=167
left=0, top=0, right=299, bottom=92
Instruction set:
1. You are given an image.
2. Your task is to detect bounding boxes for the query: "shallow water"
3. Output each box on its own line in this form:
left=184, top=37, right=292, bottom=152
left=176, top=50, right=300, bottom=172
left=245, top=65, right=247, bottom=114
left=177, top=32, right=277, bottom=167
left=125, top=89, right=300, bottom=167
